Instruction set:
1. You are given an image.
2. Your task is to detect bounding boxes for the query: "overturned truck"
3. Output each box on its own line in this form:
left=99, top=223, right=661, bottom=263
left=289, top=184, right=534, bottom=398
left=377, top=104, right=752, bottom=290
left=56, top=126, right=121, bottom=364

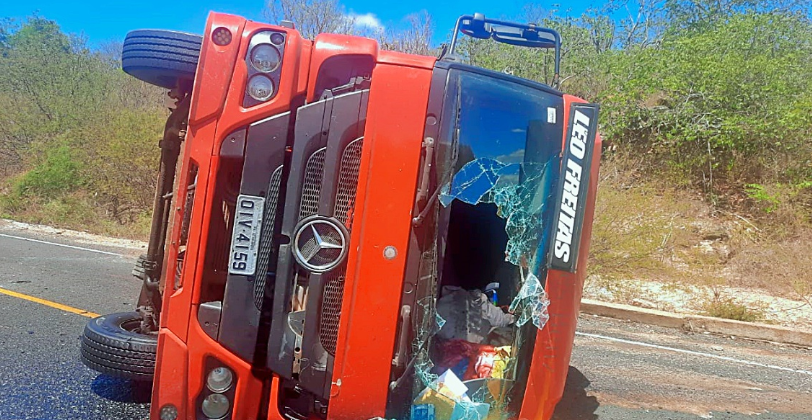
left=79, top=11, right=602, bottom=420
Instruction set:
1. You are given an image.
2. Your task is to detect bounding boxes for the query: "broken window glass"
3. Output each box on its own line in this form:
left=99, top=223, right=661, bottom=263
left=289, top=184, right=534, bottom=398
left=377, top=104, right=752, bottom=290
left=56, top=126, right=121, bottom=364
left=392, top=68, right=565, bottom=420
left=509, top=270, right=550, bottom=329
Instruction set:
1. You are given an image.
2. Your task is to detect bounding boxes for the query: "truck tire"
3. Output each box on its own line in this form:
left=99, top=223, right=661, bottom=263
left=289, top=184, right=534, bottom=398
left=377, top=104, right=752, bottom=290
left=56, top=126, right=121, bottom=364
left=122, top=29, right=203, bottom=89
left=80, top=312, right=157, bottom=382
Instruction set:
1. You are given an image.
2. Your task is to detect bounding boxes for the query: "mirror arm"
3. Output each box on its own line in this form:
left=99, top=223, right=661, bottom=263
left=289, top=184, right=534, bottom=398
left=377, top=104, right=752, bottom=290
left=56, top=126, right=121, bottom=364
left=448, top=15, right=469, bottom=55
left=554, top=36, right=561, bottom=88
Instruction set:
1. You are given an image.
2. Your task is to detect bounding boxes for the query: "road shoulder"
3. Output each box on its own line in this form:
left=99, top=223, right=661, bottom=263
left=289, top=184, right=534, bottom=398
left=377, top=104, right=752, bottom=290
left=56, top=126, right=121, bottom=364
left=581, top=298, right=812, bottom=348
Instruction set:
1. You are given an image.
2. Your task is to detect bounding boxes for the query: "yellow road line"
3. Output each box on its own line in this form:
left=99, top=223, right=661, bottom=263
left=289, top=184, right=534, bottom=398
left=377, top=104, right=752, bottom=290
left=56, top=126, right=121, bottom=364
left=0, top=287, right=99, bottom=318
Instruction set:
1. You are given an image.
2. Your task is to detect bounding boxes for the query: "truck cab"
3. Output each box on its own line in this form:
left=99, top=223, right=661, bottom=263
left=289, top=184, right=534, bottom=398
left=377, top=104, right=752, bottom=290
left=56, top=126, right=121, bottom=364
left=80, top=12, right=601, bottom=420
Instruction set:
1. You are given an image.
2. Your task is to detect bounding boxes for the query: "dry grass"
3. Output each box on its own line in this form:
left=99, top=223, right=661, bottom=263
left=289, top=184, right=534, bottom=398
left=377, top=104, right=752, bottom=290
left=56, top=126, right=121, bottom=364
left=587, top=153, right=812, bottom=320
left=700, top=295, right=766, bottom=322
left=727, top=233, right=812, bottom=301
left=588, top=154, right=701, bottom=283
left=0, top=190, right=152, bottom=240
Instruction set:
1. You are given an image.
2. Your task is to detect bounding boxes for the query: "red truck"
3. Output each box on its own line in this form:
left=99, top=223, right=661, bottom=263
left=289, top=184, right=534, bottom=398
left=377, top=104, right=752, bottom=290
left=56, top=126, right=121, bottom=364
left=79, top=11, right=601, bottom=420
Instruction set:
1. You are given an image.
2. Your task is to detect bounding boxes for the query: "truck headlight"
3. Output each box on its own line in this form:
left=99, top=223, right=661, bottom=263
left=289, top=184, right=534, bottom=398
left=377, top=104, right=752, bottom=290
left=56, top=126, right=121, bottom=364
left=247, top=75, right=274, bottom=101
left=206, top=367, right=234, bottom=393
left=201, top=394, right=230, bottom=419
left=243, top=30, right=286, bottom=106
left=250, top=44, right=281, bottom=73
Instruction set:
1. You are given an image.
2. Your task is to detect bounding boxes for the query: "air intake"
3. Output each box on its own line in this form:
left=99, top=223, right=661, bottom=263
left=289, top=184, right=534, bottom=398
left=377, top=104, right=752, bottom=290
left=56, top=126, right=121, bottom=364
left=253, top=165, right=284, bottom=310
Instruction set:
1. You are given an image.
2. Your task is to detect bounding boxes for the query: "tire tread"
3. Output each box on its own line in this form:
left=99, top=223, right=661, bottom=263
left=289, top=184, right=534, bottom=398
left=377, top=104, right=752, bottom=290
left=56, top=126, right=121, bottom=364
left=79, top=312, right=157, bottom=382
left=121, top=29, right=203, bottom=89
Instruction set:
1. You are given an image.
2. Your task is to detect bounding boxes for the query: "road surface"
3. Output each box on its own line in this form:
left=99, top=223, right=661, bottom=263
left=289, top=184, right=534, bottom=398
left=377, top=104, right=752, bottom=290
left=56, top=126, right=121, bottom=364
left=0, top=225, right=809, bottom=419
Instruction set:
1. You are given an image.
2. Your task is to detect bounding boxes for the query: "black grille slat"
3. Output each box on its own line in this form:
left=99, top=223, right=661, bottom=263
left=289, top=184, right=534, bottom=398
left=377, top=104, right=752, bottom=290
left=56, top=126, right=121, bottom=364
left=253, top=165, right=284, bottom=310
left=210, top=202, right=233, bottom=272
left=334, top=138, right=363, bottom=225
left=219, top=114, right=288, bottom=363
left=299, top=148, right=326, bottom=219
left=319, top=273, right=345, bottom=355
left=316, top=137, right=363, bottom=356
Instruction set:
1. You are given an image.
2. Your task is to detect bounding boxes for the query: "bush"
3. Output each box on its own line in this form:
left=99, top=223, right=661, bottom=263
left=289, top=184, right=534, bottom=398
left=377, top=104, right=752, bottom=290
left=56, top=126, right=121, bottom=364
left=10, top=144, right=83, bottom=200
left=701, top=296, right=764, bottom=323
left=602, top=12, right=812, bottom=194
left=0, top=15, right=165, bottom=236
left=80, top=108, right=164, bottom=223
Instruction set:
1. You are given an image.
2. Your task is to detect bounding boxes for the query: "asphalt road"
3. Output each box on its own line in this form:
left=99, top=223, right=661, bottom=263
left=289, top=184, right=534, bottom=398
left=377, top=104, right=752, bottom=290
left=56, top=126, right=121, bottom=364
left=0, top=226, right=810, bottom=420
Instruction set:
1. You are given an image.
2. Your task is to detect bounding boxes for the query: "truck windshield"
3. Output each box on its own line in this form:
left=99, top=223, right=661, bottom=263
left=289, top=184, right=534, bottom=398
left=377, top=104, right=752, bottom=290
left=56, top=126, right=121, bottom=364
left=439, top=69, right=563, bottom=276
left=394, top=69, right=564, bottom=419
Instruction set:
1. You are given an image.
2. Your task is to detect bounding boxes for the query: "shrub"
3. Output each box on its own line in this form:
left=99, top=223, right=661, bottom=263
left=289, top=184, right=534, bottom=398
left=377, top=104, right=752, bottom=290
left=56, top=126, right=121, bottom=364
left=11, top=144, right=83, bottom=200
left=700, top=296, right=764, bottom=323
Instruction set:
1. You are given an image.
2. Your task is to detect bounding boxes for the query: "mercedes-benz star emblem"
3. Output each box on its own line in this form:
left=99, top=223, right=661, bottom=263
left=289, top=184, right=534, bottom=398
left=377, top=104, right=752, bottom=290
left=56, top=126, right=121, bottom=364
left=292, top=216, right=349, bottom=273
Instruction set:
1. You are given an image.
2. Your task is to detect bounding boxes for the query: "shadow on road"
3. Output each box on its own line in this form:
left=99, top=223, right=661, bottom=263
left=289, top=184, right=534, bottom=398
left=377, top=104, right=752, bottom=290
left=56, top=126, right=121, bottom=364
left=551, top=366, right=599, bottom=420
left=91, top=374, right=152, bottom=404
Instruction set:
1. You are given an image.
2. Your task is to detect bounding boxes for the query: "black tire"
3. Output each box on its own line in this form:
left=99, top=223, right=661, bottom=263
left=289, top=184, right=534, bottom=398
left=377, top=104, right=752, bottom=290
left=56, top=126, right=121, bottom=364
left=122, top=29, right=203, bottom=89
left=80, top=312, right=157, bottom=382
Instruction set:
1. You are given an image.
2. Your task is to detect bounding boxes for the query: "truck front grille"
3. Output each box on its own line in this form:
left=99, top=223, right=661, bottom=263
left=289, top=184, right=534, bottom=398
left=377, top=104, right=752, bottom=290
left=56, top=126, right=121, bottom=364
left=315, top=137, right=363, bottom=355
left=300, top=148, right=326, bottom=219
left=267, top=90, right=369, bottom=398
left=334, top=138, right=363, bottom=226
left=320, top=273, right=345, bottom=356
left=254, top=165, right=284, bottom=310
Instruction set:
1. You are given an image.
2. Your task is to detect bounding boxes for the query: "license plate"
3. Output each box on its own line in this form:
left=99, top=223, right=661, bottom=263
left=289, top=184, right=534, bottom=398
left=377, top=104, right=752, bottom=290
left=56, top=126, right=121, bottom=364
left=228, top=195, right=265, bottom=276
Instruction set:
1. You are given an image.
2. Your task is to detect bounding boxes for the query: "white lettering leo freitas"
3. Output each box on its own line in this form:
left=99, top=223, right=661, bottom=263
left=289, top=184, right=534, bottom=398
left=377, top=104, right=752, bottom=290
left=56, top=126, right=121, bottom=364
left=554, top=110, right=591, bottom=264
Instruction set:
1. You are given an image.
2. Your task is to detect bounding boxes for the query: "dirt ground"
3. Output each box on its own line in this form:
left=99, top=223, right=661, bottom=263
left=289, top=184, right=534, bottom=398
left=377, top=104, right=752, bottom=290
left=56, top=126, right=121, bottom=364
left=583, top=278, right=812, bottom=333
left=586, top=170, right=812, bottom=332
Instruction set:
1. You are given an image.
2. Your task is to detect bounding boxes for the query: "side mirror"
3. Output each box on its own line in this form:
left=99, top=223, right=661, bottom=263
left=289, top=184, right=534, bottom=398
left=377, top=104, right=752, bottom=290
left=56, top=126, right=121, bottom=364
left=491, top=25, right=558, bottom=49
left=459, top=13, right=491, bottom=40
left=450, top=13, right=561, bottom=86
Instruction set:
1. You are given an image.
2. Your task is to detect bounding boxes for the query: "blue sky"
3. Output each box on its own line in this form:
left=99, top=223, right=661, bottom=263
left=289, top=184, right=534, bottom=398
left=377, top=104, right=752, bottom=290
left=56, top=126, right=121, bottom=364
left=4, top=0, right=600, bottom=47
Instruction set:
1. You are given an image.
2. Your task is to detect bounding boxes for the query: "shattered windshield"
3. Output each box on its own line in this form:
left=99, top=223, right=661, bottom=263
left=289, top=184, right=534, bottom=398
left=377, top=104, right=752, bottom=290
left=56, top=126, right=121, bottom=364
left=388, top=69, right=564, bottom=420
left=439, top=70, right=562, bottom=284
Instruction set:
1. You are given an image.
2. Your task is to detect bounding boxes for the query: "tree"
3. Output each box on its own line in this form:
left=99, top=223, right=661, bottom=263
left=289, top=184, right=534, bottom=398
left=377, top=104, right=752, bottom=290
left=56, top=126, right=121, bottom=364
left=265, top=0, right=435, bottom=54
left=0, top=14, right=166, bottom=228
left=378, top=11, right=434, bottom=55
left=664, top=0, right=811, bottom=31
left=602, top=9, right=812, bottom=189
left=611, top=0, right=666, bottom=48
left=264, top=0, right=356, bottom=39
left=457, top=6, right=618, bottom=97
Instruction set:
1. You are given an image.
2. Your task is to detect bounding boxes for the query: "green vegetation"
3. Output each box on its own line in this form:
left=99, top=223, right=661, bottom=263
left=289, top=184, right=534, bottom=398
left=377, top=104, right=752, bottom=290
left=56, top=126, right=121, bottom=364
left=461, top=1, right=812, bottom=200
left=701, top=296, right=765, bottom=322
left=0, top=15, right=165, bottom=237
left=455, top=0, right=812, bottom=318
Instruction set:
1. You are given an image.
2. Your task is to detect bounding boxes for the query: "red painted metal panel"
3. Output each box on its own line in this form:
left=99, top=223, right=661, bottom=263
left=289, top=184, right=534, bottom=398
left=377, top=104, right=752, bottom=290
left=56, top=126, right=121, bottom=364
left=327, top=62, right=433, bottom=418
